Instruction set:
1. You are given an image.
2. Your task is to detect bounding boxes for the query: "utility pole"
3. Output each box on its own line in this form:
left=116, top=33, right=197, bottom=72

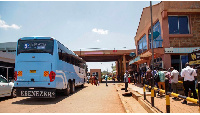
left=150, top=1, right=154, bottom=86
left=150, top=1, right=155, bottom=107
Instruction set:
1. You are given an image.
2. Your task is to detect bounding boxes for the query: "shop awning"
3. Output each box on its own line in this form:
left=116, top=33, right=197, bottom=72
left=140, top=48, right=164, bottom=58
left=129, top=56, right=141, bottom=65
left=129, top=48, right=164, bottom=65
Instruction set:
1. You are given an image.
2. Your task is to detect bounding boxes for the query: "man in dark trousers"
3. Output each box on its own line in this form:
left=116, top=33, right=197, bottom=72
left=124, top=71, right=128, bottom=92
left=105, top=74, right=108, bottom=86
left=181, top=62, right=198, bottom=104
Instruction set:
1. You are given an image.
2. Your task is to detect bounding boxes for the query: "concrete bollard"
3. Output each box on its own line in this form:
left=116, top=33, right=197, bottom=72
left=165, top=78, right=170, bottom=113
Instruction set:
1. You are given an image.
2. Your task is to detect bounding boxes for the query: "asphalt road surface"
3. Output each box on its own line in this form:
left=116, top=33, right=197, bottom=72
left=0, top=83, right=125, bottom=113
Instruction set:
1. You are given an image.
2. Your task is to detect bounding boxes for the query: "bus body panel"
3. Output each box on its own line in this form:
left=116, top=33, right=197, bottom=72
left=15, top=61, right=52, bottom=82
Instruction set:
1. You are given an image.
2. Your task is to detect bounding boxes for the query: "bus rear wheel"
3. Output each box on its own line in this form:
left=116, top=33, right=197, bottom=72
left=70, top=81, right=75, bottom=94
left=63, top=83, right=70, bottom=96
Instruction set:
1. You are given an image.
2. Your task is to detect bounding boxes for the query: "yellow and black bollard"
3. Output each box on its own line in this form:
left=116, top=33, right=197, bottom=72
left=151, top=87, right=154, bottom=107
left=165, top=78, right=170, bottom=113
left=143, top=86, right=146, bottom=100
left=151, top=77, right=154, bottom=107
left=198, top=81, right=200, bottom=112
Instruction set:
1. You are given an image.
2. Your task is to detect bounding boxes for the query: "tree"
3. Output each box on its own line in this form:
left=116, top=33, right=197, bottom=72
left=102, top=71, right=110, bottom=76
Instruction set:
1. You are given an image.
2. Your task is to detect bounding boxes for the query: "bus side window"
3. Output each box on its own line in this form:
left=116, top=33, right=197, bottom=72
left=58, top=48, right=62, bottom=60
left=62, top=51, right=66, bottom=62
left=71, top=56, right=74, bottom=65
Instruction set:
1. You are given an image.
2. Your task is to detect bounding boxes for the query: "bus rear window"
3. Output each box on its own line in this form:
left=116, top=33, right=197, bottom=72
left=17, top=39, right=54, bottom=55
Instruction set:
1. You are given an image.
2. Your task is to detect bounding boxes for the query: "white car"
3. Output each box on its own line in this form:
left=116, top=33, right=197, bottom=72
left=0, top=75, right=16, bottom=98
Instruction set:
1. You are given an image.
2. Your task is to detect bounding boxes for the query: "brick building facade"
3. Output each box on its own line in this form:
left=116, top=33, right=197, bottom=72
left=129, top=1, right=200, bottom=72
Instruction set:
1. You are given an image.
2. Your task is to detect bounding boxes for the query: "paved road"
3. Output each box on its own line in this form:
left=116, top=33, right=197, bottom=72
left=0, top=83, right=125, bottom=113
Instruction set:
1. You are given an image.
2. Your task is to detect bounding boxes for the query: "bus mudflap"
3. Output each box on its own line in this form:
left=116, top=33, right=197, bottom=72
left=16, top=88, right=56, bottom=98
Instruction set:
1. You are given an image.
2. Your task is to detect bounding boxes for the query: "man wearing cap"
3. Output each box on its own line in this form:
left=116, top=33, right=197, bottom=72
left=181, top=62, right=198, bottom=104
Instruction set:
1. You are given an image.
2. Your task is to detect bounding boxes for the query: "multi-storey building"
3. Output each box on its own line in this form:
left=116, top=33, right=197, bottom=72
left=129, top=1, right=200, bottom=72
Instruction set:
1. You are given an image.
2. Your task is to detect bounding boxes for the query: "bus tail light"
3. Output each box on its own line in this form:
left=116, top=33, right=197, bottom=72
left=49, top=71, right=56, bottom=82
left=14, top=71, right=17, bottom=81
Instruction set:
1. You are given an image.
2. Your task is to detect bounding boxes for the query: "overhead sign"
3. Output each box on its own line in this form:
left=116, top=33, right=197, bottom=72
left=165, top=47, right=200, bottom=53
left=189, top=50, right=200, bottom=65
left=84, top=52, right=104, bottom=55
left=129, top=52, right=136, bottom=57
left=113, top=50, right=117, bottom=52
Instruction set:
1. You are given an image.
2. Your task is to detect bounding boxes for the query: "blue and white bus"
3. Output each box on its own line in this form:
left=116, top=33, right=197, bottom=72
left=14, top=37, right=86, bottom=98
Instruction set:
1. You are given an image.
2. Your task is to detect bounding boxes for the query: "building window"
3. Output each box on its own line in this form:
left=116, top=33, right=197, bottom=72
left=138, top=35, right=147, bottom=55
left=149, top=21, right=162, bottom=49
left=168, top=16, right=189, bottom=34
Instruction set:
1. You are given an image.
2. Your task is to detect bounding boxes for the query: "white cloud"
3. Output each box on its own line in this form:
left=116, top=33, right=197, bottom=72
left=92, top=28, right=108, bottom=35
left=96, top=40, right=100, bottom=42
left=0, top=17, right=21, bottom=30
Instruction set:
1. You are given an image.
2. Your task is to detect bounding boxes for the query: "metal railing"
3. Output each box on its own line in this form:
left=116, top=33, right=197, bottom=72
left=143, top=77, right=200, bottom=113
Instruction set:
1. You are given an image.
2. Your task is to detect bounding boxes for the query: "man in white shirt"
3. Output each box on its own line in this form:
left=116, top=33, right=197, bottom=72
left=181, top=62, right=197, bottom=104
left=170, top=67, right=180, bottom=99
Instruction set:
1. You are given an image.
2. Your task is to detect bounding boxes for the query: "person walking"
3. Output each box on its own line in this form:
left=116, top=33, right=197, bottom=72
left=146, top=68, right=152, bottom=86
left=105, top=74, right=108, bottom=86
left=124, top=71, right=128, bottom=92
left=165, top=68, right=172, bottom=92
left=91, top=75, right=94, bottom=85
left=181, top=62, right=198, bottom=104
left=128, top=73, right=131, bottom=84
left=158, top=68, right=167, bottom=96
left=94, top=76, right=97, bottom=86
left=87, top=75, right=90, bottom=84
left=170, top=67, right=180, bottom=100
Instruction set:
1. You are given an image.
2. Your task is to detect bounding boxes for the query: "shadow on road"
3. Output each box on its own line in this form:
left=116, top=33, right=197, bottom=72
left=0, top=96, right=15, bottom=102
left=101, top=80, right=123, bottom=83
left=11, top=86, right=87, bottom=105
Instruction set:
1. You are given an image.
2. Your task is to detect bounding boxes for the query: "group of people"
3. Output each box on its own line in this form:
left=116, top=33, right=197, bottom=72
left=88, top=75, right=99, bottom=86
left=143, top=62, right=198, bottom=104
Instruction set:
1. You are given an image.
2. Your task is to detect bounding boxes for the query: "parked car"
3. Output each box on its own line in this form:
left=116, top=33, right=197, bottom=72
left=0, top=75, right=16, bottom=98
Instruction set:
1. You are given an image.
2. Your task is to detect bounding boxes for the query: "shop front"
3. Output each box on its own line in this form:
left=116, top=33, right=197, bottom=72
left=165, top=47, right=200, bottom=72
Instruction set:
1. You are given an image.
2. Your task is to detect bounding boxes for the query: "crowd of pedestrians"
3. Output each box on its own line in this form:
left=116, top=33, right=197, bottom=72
left=87, top=62, right=198, bottom=105
left=88, top=75, right=99, bottom=86
left=141, top=62, right=198, bottom=104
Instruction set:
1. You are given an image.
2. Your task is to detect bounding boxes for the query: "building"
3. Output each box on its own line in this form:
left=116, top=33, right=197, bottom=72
left=129, top=1, right=200, bottom=72
left=0, top=42, right=16, bottom=80
left=0, top=42, right=17, bottom=54
left=90, top=69, right=102, bottom=82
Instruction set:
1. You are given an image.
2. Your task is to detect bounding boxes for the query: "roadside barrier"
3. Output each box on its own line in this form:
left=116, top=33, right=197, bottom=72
left=143, top=78, right=200, bottom=113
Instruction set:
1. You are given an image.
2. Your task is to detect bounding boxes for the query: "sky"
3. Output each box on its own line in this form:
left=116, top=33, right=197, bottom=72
left=0, top=1, right=161, bottom=72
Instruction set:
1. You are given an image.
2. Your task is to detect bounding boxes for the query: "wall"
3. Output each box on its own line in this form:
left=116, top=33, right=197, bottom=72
left=90, top=69, right=102, bottom=82
left=169, top=14, right=200, bottom=47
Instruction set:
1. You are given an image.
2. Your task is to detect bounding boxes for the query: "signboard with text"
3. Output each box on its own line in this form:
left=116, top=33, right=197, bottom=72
left=188, top=50, right=200, bottom=65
